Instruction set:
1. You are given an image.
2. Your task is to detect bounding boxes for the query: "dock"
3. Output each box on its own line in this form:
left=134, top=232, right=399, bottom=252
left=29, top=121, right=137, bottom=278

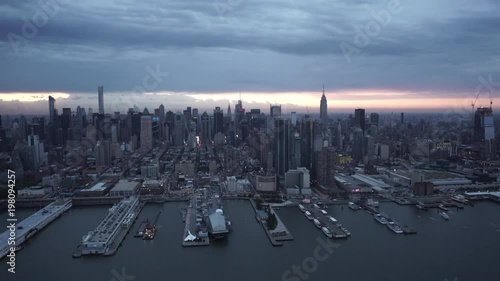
left=302, top=204, right=349, bottom=239
left=250, top=200, right=293, bottom=246
left=0, top=199, right=72, bottom=259
left=73, top=197, right=144, bottom=257
left=134, top=219, right=149, bottom=238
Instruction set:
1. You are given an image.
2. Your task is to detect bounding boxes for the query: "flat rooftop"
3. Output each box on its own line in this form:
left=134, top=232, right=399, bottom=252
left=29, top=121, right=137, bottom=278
left=111, top=180, right=140, bottom=192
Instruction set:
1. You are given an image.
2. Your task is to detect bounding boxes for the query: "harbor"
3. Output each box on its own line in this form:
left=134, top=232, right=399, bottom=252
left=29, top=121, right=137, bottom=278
left=299, top=203, right=350, bottom=239
left=358, top=200, right=417, bottom=235
left=73, top=196, right=144, bottom=257
left=0, top=199, right=72, bottom=259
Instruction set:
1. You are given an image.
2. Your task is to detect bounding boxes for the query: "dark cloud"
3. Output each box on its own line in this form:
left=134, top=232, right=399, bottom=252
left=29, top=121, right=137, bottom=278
left=0, top=0, right=499, bottom=96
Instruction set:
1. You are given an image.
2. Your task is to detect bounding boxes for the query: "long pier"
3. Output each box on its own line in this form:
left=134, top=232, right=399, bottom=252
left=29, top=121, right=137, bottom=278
left=0, top=199, right=72, bottom=259
left=358, top=202, right=417, bottom=235
left=73, top=197, right=144, bottom=257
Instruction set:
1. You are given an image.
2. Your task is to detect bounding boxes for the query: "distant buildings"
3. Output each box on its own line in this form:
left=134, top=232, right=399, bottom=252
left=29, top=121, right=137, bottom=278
left=98, top=86, right=104, bottom=114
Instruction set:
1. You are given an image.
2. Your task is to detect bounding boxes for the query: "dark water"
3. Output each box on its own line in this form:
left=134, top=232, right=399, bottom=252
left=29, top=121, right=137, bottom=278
left=1, top=200, right=500, bottom=281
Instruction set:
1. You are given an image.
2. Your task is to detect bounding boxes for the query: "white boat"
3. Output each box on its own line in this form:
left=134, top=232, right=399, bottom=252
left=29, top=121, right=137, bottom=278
left=304, top=211, right=313, bottom=220
left=313, top=218, right=322, bottom=228
left=451, top=195, right=469, bottom=205
left=320, top=210, right=328, bottom=215
left=298, top=204, right=306, bottom=212
left=313, top=204, right=320, bottom=209
left=327, top=216, right=337, bottom=223
left=321, top=227, right=333, bottom=238
left=386, top=222, right=403, bottom=234
left=438, top=204, right=449, bottom=211
left=348, top=202, right=359, bottom=210
left=367, top=199, right=379, bottom=207
left=440, top=212, right=450, bottom=220
left=374, top=213, right=388, bottom=224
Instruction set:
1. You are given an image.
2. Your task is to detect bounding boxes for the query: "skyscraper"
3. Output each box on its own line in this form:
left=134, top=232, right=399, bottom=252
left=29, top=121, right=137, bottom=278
left=98, top=86, right=104, bottom=114
left=200, top=112, right=211, bottom=145
left=315, top=146, right=335, bottom=188
left=49, top=96, right=56, bottom=123
left=354, top=108, right=366, bottom=132
left=320, top=85, right=328, bottom=125
left=273, top=118, right=290, bottom=175
left=213, top=107, right=224, bottom=137
left=270, top=105, right=282, bottom=117
left=474, top=107, right=495, bottom=142
left=140, top=115, right=153, bottom=151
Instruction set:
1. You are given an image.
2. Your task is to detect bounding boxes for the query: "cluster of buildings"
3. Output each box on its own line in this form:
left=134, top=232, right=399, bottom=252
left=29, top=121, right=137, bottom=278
left=0, top=85, right=499, bottom=201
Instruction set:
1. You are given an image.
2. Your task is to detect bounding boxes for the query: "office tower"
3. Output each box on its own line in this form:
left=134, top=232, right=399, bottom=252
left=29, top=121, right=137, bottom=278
left=27, top=134, right=40, bottom=170
left=111, top=124, right=118, bottom=143
left=290, top=131, right=301, bottom=170
left=270, top=104, right=281, bottom=117
left=49, top=96, right=56, bottom=123
left=300, top=115, right=314, bottom=170
left=98, top=86, right=104, bottom=114
left=401, top=112, right=404, bottom=124
left=200, top=112, right=211, bottom=145
left=213, top=107, right=224, bottom=137
left=192, top=108, right=199, bottom=125
left=320, top=85, right=328, bottom=125
left=291, top=112, right=297, bottom=126
left=354, top=108, right=366, bottom=132
left=227, top=103, right=232, bottom=121
left=235, top=99, right=245, bottom=128
left=370, top=113, right=379, bottom=126
left=315, top=146, right=335, bottom=188
left=365, top=135, right=375, bottom=162
left=353, top=127, right=364, bottom=162
left=95, top=140, right=111, bottom=167
left=140, top=115, right=153, bottom=151
left=173, top=112, right=185, bottom=146
left=474, top=107, right=495, bottom=142
left=273, top=118, right=290, bottom=175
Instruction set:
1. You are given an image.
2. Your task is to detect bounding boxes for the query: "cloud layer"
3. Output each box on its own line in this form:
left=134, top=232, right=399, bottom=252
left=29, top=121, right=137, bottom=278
left=0, top=0, right=499, bottom=112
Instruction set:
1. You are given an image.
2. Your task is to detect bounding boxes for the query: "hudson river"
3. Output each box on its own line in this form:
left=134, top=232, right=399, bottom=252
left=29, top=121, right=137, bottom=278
left=1, top=200, right=500, bottom=281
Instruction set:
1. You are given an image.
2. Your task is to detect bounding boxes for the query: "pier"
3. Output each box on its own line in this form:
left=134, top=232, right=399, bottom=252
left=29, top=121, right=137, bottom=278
left=250, top=200, right=294, bottom=246
left=0, top=199, right=72, bottom=259
left=73, top=197, right=144, bottom=257
left=134, top=219, right=149, bottom=238
left=302, top=204, right=349, bottom=239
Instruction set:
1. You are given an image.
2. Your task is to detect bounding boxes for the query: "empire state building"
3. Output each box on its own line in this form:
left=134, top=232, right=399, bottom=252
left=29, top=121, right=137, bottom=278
left=320, top=85, right=328, bottom=125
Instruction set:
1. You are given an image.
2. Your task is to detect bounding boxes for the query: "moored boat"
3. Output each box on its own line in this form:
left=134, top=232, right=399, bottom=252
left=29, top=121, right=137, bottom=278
left=321, top=227, right=333, bottom=238
left=374, top=213, right=388, bottom=224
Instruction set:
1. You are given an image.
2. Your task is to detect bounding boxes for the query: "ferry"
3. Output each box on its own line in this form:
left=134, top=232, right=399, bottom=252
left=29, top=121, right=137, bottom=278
left=298, top=204, right=306, bottom=212
left=386, top=222, right=403, bottom=234
left=321, top=227, right=333, bottom=238
left=451, top=195, right=469, bottom=205
left=313, top=218, right=322, bottom=229
left=374, top=213, right=388, bottom=224
left=348, top=202, right=360, bottom=211
left=335, top=223, right=351, bottom=236
left=440, top=212, right=450, bottom=220
left=367, top=198, right=379, bottom=207
left=304, top=211, right=314, bottom=220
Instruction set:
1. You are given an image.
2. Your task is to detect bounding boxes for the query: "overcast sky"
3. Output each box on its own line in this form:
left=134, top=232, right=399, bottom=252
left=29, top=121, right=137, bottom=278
left=1, top=0, right=499, bottom=114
